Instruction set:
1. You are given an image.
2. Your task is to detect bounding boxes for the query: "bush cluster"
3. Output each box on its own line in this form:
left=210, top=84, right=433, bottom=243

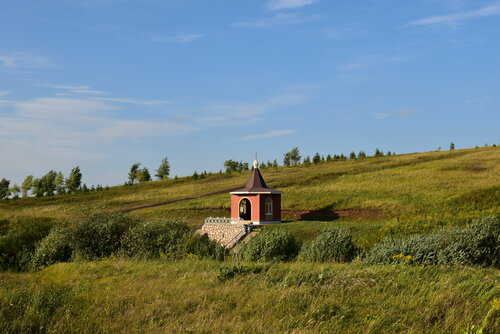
left=1, top=213, right=227, bottom=271
left=240, top=229, right=302, bottom=262
left=300, top=228, right=358, bottom=262
left=363, top=216, right=499, bottom=266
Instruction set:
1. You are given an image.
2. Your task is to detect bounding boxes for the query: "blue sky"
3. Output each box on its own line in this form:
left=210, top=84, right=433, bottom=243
left=1, top=0, right=499, bottom=186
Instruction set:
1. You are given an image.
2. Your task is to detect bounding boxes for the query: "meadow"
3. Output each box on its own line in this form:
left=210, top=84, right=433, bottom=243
left=0, top=146, right=499, bottom=333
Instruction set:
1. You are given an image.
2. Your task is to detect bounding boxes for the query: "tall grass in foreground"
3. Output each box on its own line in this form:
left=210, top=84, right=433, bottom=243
left=0, top=260, right=498, bottom=333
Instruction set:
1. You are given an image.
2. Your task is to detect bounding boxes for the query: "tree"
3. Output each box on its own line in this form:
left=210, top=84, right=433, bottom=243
left=273, top=159, right=279, bottom=168
left=31, top=178, right=44, bottom=197
left=41, top=170, right=57, bottom=196
left=374, top=148, right=384, bottom=157
left=0, top=178, right=10, bottom=199
left=358, top=151, right=367, bottom=159
left=155, top=157, right=170, bottom=180
left=66, top=166, right=82, bottom=193
left=450, top=142, right=455, bottom=151
left=349, top=151, right=357, bottom=160
left=21, top=175, right=34, bottom=197
left=54, top=171, right=65, bottom=194
left=224, top=160, right=248, bottom=172
left=128, top=163, right=141, bottom=184
left=192, top=171, right=199, bottom=180
left=313, top=153, right=321, bottom=164
left=139, top=167, right=152, bottom=182
left=9, top=184, right=20, bottom=199
left=283, top=147, right=301, bottom=166
left=303, top=156, right=311, bottom=165
left=326, top=154, right=332, bottom=162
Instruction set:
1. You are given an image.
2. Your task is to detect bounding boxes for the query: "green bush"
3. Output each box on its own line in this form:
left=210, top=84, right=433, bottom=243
left=121, top=220, right=190, bottom=258
left=183, top=233, right=228, bottom=260
left=364, top=216, right=500, bottom=266
left=300, top=227, right=358, bottom=262
left=68, top=213, right=138, bottom=260
left=240, top=229, right=301, bottom=262
left=31, top=226, right=72, bottom=269
left=0, top=218, right=54, bottom=271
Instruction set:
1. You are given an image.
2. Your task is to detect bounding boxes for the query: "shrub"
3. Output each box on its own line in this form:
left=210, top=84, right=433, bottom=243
left=183, top=233, right=228, bottom=260
left=300, top=228, right=358, bottom=262
left=364, top=216, right=500, bottom=266
left=240, top=229, right=301, bottom=262
left=121, top=220, right=190, bottom=258
left=0, top=218, right=54, bottom=271
left=31, top=226, right=72, bottom=269
left=68, top=213, right=138, bottom=260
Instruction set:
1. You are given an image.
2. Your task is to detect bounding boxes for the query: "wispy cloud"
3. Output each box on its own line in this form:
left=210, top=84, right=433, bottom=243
left=0, top=91, right=12, bottom=97
left=233, top=13, right=323, bottom=27
left=409, top=3, right=500, bottom=26
left=372, top=109, right=416, bottom=119
left=338, top=54, right=408, bottom=72
left=151, top=33, right=203, bottom=43
left=242, top=129, right=296, bottom=141
left=0, top=52, right=53, bottom=69
left=265, top=0, right=318, bottom=11
left=36, top=83, right=109, bottom=95
left=465, top=96, right=492, bottom=104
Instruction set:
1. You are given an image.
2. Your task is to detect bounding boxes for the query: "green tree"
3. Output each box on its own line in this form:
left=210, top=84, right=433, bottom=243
left=303, top=156, right=311, bottom=165
left=349, top=151, right=357, bottom=160
left=273, top=159, right=279, bottom=168
left=283, top=147, right=301, bottom=166
left=21, top=175, right=34, bottom=197
left=450, top=142, right=455, bottom=151
left=155, top=157, right=170, bottom=180
left=374, top=148, right=384, bottom=157
left=41, top=170, right=57, bottom=196
left=66, top=166, right=82, bottom=193
left=139, top=167, right=152, bottom=182
left=9, top=184, right=20, bottom=199
left=31, top=178, right=44, bottom=197
left=313, top=153, right=321, bottom=164
left=0, top=178, right=11, bottom=199
left=192, top=171, right=199, bottom=180
left=128, top=163, right=141, bottom=184
left=54, top=171, right=65, bottom=194
left=358, top=151, right=367, bottom=159
left=326, top=154, right=332, bottom=162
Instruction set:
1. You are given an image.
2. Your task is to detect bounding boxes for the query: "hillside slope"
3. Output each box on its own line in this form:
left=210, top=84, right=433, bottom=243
left=1, top=147, right=499, bottom=243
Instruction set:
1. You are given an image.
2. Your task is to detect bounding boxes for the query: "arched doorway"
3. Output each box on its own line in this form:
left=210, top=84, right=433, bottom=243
left=239, top=198, right=251, bottom=220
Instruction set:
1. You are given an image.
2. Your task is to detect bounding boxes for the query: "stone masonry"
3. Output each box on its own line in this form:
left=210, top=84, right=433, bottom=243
left=197, top=223, right=247, bottom=248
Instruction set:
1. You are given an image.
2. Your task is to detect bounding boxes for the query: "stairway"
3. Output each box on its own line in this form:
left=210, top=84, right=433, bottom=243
left=197, top=223, right=250, bottom=249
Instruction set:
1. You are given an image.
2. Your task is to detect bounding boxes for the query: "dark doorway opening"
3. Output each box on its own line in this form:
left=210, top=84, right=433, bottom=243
left=239, top=198, right=251, bottom=220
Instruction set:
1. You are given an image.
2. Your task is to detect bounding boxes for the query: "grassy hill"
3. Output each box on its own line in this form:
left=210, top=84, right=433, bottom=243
left=1, top=146, right=499, bottom=247
left=1, top=146, right=499, bottom=333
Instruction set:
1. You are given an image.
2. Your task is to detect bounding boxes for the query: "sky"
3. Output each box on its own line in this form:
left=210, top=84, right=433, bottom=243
left=1, top=0, right=499, bottom=186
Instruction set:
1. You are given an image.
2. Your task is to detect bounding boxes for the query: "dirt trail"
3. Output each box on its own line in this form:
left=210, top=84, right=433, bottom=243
left=120, top=187, right=240, bottom=213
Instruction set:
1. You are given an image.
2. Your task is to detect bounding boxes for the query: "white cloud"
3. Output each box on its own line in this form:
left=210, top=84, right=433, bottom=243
left=233, top=13, right=322, bottom=27
left=372, top=109, right=416, bottom=119
left=0, top=91, right=12, bottom=97
left=151, top=33, right=203, bottom=43
left=0, top=52, right=52, bottom=69
left=242, top=129, right=296, bottom=141
left=37, top=84, right=109, bottom=95
left=409, top=3, right=500, bottom=26
left=265, top=0, right=318, bottom=11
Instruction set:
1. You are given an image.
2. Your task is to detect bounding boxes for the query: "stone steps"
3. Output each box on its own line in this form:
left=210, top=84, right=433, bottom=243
left=197, top=223, right=249, bottom=248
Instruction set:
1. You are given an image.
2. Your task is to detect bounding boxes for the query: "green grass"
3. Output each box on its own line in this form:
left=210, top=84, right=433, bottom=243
left=0, top=259, right=498, bottom=333
left=1, top=146, right=499, bottom=246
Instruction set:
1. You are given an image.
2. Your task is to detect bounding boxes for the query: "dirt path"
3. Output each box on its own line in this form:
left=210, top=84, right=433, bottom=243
left=120, top=187, right=241, bottom=213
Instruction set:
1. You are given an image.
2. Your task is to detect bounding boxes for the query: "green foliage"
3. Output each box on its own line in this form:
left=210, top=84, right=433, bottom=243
left=283, top=147, right=301, bottom=166
left=349, top=151, right=357, bottom=159
left=155, top=157, right=171, bottom=180
left=66, top=166, right=82, bottom=193
left=450, top=142, right=455, bottom=150
left=128, top=163, right=141, bottom=184
left=31, top=226, right=72, bottom=270
left=40, top=170, right=57, bottom=196
left=138, top=167, right=152, bottom=182
left=241, top=229, right=301, bottom=262
left=374, top=148, right=384, bottom=157
left=363, top=216, right=500, bottom=266
left=0, top=217, right=54, bottom=271
left=68, top=213, right=138, bottom=260
left=313, top=153, right=321, bottom=164
left=358, top=151, right=367, bottom=158
left=121, top=220, right=190, bottom=258
left=9, top=183, right=20, bottom=199
left=21, top=175, right=34, bottom=197
left=303, top=155, right=311, bottom=165
left=223, top=159, right=249, bottom=173
left=183, top=233, right=228, bottom=260
left=300, top=228, right=358, bottom=262
left=54, top=171, right=65, bottom=194
left=0, top=178, right=10, bottom=199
